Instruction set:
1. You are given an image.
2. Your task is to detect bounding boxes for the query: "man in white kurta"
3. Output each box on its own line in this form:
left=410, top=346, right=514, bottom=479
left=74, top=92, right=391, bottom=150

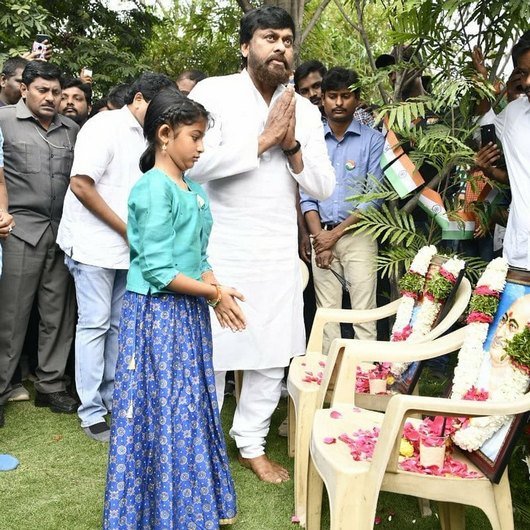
left=477, top=31, right=530, bottom=270
left=188, top=6, right=334, bottom=483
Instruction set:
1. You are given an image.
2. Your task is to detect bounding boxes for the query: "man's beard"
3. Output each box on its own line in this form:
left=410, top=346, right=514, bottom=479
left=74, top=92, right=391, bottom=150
left=248, top=52, right=290, bottom=87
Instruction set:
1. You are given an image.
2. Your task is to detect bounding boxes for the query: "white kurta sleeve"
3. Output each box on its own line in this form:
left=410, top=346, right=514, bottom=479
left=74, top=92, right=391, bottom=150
left=289, top=98, right=335, bottom=201
left=187, top=77, right=260, bottom=183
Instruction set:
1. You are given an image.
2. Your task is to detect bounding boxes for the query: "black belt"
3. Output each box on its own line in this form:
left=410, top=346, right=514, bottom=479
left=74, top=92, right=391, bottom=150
left=321, top=222, right=341, bottom=230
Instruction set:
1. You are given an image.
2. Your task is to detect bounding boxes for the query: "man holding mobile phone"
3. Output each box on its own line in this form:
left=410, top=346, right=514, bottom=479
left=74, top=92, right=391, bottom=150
left=475, top=31, right=530, bottom=271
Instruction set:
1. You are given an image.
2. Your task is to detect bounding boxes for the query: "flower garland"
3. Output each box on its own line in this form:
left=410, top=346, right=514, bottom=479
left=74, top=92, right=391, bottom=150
left=390, top=245, right=437, bottom=343
left=390, top=255, right=466, bottom=377
left=450, top=257, right=530, bottom=451
left=451, top=257, right=508, bottom=401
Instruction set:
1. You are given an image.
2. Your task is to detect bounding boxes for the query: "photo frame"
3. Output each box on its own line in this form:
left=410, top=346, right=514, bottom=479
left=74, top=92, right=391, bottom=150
left=462, top=274, right=530, bottom=483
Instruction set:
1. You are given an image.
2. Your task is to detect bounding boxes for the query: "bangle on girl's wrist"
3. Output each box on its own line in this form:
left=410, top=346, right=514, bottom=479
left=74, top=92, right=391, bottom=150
left=207, top=284, right=222, bottom=308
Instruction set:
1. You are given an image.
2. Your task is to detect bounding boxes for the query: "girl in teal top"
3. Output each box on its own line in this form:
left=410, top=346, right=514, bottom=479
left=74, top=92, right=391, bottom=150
left=104, top=90, right=245, bottom=530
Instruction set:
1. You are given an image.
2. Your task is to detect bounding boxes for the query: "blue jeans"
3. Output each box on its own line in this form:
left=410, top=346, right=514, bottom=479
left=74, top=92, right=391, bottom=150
left=65, top=257, right=127, bottom=427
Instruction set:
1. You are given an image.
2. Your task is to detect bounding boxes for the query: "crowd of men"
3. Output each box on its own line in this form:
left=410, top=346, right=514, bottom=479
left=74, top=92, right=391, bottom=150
left=0, top=7, right=529, bottom=486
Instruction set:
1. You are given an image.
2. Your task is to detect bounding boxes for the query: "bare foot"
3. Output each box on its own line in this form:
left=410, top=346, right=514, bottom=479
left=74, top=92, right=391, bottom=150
left=238, top=454, right=290, bottom=483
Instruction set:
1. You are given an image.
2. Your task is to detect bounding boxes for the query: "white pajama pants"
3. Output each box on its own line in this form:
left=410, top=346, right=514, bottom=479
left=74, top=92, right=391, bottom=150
left=215, top=367, right=285, bottom=458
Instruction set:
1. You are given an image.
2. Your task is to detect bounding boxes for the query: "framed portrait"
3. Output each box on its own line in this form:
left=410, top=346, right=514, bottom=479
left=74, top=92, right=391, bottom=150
left=463, top=271, right=530, bottom=483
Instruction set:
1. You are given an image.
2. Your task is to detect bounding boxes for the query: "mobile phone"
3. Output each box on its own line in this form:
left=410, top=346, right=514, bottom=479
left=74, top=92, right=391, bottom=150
left=480, top=124, right=497, bottom=147
left=81, top=67, right=93, bottom=78
left=31, top=33, right=50, bottom=60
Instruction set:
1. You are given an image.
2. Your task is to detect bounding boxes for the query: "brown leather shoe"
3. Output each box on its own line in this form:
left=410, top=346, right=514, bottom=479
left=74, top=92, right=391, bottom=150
left=34, top=391, right=77, bottom=413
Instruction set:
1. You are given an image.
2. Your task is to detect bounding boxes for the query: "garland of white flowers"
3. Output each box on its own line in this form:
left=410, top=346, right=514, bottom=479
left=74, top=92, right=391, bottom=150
left=390, top=245, right=437, bottom=343
left=390, top=252, right=466, bottom=377
left=450, top=257, right=530, bottom=452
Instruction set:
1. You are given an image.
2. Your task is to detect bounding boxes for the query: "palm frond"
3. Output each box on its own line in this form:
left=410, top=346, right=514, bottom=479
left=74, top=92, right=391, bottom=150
left=354, top=204, right=427, bottom=248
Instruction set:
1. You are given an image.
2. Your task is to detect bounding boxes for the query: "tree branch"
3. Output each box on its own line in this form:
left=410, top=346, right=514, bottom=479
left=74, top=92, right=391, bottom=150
left=301, top=0, right=332, bottom=45
left=332, top=0, right=361, bottom=33
left=334, top=0, right=389, bottom=104
left=236, top=0, right=254, bottom=13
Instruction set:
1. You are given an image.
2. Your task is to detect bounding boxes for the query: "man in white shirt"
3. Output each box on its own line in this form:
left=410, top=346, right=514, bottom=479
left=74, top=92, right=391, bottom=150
left=476, top=31, right=530, bottom=270
left=189, top=6, right=334, bottom=483
left=57, top=73, right=174, bottom=442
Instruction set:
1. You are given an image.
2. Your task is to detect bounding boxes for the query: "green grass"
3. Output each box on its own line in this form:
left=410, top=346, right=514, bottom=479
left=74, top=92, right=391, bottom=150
left=0, top=379, right=528, bottom=530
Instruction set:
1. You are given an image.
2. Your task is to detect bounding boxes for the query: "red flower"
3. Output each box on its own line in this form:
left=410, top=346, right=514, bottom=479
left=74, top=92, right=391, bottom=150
left=391, top=324, right=413, bottom=342
left=440, top=269, right=457, bottom=283
left=462, top=386, right=489, bottom=401
left=466, top=311, right=494, bottom=324
left=474, top=286, right=500, bottom=297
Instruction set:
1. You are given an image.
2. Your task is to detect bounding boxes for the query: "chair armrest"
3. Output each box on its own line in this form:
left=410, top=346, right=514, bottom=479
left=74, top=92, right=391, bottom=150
left=368, top=389, right=530, bottom=478
left=386, top=391, right=530, bottom=419
left=418, top=277, right=471, bottom=343
left=306, top=298, right=402, bottom=355
left=328, top=327, right=467, bottom=405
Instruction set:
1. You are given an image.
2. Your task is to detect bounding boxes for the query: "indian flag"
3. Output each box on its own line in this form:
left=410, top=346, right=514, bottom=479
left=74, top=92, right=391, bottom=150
left=381, top=128, right=424, bottom=198
left=476, top=183, right=500, bottom=205
left=418, top=188, right=475, bottom=240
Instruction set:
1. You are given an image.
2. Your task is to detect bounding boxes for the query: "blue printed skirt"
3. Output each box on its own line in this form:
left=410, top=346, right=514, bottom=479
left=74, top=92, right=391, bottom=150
left=103, top=292, right=237, bottom=529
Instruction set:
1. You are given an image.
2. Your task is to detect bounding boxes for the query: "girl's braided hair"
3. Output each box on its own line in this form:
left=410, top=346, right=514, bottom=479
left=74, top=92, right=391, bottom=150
left=139, top=87, right=210, bottom=173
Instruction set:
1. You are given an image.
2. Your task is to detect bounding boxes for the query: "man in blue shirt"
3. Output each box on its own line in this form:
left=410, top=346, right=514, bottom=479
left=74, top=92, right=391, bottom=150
left=300, top=67, right=385, bottom=352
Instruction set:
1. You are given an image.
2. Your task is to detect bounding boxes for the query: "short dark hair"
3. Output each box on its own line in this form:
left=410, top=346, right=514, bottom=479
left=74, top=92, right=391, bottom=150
left=294, top=60, right=327, bottom=91
left=63, top=77, right=92, bottom=106
left=375, top=54, right=395, bottom=69
left=1, top=56, right=28, bottom=77
left=107, top=83, right=130, bottom=109
left=124, top=72, right=175, bottom=105
left=176, top=69, right=207, bottom=84
left=21, top=61, right=63, bottom=87
left=89, top=97, right=109, bottom=118
left=321, top=67, right=360, bottom=96
left=239, top=6, right=295, bottom=67
left=512, top=30, right=530, bottom=67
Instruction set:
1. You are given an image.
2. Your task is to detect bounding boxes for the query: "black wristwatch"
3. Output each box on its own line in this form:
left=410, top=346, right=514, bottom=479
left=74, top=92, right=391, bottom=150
left=282, top=140, right=301, bottom=157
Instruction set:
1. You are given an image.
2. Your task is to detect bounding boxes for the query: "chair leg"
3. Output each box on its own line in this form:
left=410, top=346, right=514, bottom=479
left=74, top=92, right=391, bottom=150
left=438, top=502, right=465, bottom=530
left=418, top=497, right=432, bottom=517
left=288, top=396, right=295, bottom=458
left=489, top=471, right=514, bottom=530
left=293, top=391, right=320, bottom=526
left=306, top=456, right=324, bottom=530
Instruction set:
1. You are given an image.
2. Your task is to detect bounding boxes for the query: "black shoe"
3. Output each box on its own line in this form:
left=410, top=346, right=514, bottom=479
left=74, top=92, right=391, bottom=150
left=0, top=404, right=4, bottom=427
left=34, top=391, right=78, bottom=413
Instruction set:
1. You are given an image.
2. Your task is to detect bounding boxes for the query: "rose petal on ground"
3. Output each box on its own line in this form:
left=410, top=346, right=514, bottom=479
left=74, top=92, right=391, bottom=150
left=330, top=410, right=342, bottom=419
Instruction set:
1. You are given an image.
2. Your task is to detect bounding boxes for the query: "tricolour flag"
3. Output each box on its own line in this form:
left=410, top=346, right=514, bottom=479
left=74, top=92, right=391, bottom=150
left=381, top=127, right=424, bottom=198
left=418, top=188, right=475, bottom=240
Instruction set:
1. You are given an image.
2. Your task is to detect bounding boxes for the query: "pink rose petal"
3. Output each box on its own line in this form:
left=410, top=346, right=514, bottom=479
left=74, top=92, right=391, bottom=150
left=330, top=410, right=342, bottom=419
left=323, top=437, right=336, bottom=444
left=291, top=515, right=300, bottom=524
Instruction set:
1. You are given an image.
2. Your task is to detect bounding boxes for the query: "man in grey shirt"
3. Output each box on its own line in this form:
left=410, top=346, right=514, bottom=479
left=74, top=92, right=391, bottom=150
left=0, top=61, right=79, bottom=427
